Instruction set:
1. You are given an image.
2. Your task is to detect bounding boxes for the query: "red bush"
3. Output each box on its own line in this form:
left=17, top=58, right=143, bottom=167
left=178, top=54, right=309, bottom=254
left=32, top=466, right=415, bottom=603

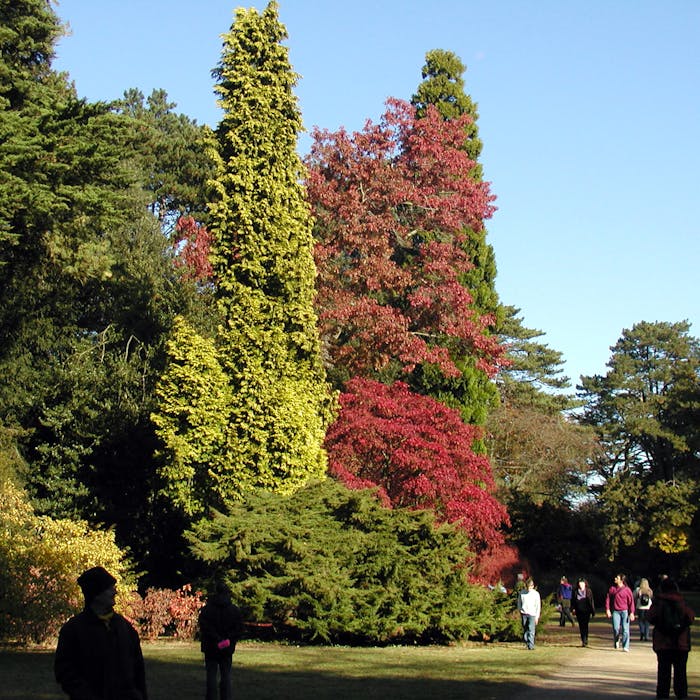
left=128, top=585, right=204, bottom=640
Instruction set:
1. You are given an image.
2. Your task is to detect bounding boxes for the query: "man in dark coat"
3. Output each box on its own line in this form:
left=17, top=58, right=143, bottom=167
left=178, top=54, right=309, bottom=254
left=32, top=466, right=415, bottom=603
left=55, top=566, right=147, bottom=700
left=648, top=577, right=695, bottom=699
left=199, top=583, right=244, bottom=700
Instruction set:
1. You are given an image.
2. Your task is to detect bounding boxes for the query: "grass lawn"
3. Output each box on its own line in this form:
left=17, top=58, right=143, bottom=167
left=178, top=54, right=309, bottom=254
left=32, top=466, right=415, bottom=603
left=1, top=614, right=698, bottom=700
left=0, top=636, right=578, bottom=700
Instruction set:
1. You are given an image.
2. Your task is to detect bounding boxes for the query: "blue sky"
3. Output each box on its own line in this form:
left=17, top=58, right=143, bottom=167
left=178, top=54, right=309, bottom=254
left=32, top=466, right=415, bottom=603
left=52, top=0, right=699, bottom=387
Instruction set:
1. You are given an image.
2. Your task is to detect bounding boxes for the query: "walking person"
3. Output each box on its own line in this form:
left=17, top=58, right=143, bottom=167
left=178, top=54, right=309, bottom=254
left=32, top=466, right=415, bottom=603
left=199, top=582, right=244, bottom=700
left=518, top=577, right=541, bottom=650
left=571, top=577, right=595, bottom=647
left=635, top=577, right=654, bottom=641
left=55, top=566, right=147, bottom=700
left=605, top=572, right=635, bottom=651
left=557, top=576, right=575, bottom=627
left=647, top=577, right=694, bottom=699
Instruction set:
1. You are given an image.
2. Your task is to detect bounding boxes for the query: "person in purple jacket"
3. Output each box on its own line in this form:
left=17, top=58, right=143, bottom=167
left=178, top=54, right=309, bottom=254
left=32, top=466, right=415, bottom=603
left=605, top=572, right=636, bottom=652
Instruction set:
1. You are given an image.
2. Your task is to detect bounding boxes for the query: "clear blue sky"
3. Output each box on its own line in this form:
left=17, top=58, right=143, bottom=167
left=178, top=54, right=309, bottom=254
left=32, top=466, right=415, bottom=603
left=52, top=0, right=700, bottom=387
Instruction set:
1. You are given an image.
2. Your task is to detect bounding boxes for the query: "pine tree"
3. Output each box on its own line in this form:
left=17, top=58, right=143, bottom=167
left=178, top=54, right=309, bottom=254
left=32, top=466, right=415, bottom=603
left=206, top=1, right=333, bottom=496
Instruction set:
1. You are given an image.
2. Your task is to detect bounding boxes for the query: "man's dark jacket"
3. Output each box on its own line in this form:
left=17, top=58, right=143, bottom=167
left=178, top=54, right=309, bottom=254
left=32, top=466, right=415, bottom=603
left=199, top=593, right=244, bottom=659
left=55, top=608, right=147, bottom=700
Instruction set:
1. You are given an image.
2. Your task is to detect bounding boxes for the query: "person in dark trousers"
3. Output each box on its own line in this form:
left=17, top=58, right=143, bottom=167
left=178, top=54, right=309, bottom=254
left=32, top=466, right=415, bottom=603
left=55, top=566, right=147, bottom=700
left=648, top=577, right=695, bottom=699
left=199, top=582, right=244, bottom=700
left=571, top=577, right=595, bottom=646
left=557, top=576, right=575, bottom=626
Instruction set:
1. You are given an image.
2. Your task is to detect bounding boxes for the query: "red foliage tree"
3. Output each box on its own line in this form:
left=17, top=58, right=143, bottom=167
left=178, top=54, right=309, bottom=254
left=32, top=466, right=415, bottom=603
left=306, top=99, right=505, bottom=381
left=325, top=377, right=509, bottom=552
left=171, top=215, right=213, bottom=282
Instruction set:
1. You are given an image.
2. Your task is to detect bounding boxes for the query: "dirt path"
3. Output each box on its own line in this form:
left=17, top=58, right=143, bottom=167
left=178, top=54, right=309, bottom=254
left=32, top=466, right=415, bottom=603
left=515, top=617, right=660, bottom=699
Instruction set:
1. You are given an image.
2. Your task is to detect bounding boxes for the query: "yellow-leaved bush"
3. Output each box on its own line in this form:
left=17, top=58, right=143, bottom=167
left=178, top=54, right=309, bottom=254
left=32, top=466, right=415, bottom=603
left=0, top=480, right=135, bottom=644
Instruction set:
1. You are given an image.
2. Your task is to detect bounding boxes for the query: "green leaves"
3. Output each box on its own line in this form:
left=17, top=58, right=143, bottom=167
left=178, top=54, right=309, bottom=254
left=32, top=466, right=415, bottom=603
left=580, top=321, right=700, bottom=564
left=188, top=480, right=515, bottom=644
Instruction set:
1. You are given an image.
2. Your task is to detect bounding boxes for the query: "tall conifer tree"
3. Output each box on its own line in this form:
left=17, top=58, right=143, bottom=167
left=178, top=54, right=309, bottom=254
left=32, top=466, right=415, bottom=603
left=205, top=1, right=333, bottom=496
left=409, top=50, right=499, bottom=426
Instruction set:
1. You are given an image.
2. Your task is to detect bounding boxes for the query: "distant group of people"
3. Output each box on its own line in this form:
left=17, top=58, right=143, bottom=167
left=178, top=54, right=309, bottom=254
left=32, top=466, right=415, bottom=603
left=54, top=567, right=243, bottom=700
left=518, top=571, right=695, bottom=699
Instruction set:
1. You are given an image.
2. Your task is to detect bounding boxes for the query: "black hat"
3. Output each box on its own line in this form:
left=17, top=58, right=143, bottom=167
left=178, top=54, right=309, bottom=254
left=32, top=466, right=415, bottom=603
left=77, top=566, right=117, bottom=604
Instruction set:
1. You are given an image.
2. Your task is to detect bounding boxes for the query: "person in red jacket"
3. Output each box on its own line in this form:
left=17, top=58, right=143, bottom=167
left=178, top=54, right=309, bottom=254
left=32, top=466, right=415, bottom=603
left=647, top=577, right=695, bottom=699
left=605, top=572, right=635, bottom=651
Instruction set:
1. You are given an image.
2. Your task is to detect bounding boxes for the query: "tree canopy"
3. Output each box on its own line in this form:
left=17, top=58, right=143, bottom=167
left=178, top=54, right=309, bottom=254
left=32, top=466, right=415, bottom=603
left=579, top=321, right=700, bottom=564
left=306, top=98, right=503, bottom=397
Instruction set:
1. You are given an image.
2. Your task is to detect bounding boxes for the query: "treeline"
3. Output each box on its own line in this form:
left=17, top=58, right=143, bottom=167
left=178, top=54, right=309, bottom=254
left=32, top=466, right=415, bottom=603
left=1, top=0, right=698, bottom=645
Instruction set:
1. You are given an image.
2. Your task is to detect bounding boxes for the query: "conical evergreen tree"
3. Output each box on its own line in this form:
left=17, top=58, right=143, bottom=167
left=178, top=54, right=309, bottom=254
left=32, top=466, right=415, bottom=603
left=412, top=49, right=483, bottom=177
left=409, top=49, right=499, bottom=427
left=206, top=1, right=333, bottom=496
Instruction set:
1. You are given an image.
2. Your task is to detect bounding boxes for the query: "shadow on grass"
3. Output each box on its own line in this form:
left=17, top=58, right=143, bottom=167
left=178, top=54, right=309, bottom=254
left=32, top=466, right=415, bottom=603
left=150, top=656, right=531, bottom=700
left=0, top=647, right=536, bottom=700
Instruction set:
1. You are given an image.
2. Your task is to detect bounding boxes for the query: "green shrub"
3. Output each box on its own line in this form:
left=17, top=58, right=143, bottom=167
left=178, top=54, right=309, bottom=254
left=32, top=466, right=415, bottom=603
left=188, top=479, right=517, bottom=645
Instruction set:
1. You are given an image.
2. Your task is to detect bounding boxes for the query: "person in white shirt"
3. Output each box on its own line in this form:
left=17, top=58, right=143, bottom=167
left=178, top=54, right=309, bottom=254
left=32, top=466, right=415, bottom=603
left=518, top=578, right=542, bottom=650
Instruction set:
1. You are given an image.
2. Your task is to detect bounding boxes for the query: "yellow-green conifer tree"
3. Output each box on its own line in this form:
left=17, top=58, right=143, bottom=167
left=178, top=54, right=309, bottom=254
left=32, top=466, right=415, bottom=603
left=205, top=2, right=333, bottom=497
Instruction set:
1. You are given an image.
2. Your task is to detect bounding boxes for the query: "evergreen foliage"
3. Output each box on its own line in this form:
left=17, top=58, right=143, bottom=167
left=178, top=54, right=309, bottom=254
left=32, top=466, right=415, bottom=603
left=495, top=305, right=573, bottom=414
left=411, top=49, right=483, bottom=176
left=579, top=321, right=700, bottom=565
left=579, top=320, right=700, bottom=483
left=152, top=316, right=233, bottom=516
left=187, top=480, right=518, bottom=645
left=408, top=50, right=499, bottom=427
left=204, top=1, right=333, bottom=496
left=114, top=88, right=214, bottom=229
left=0, top=0, right=209, bottom=585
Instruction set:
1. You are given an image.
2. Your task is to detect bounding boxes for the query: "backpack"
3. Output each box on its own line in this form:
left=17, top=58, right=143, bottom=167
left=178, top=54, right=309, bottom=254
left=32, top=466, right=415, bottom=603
left=639, top=592, right=651, bottom=606
left=656, top=599, right=685, bottom=636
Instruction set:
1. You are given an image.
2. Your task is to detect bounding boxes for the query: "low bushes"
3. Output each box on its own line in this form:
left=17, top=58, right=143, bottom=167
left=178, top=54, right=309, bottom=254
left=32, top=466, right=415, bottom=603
left=127, top=584, right=204, bottom=640
left=188, top=479, right=521, bottom=645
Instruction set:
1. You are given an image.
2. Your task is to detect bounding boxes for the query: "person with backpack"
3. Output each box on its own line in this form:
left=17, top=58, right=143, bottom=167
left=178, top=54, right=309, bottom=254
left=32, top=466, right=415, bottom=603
left=647, top=578, right=695, bottom=699
left=635, top=577, right=654, bottom=641
left=605, top=573, right=635, bottom=651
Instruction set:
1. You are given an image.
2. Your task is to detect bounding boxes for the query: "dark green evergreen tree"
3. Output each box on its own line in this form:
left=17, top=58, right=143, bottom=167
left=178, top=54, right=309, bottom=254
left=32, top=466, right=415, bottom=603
left=114, top=88, right=214, bottom=230
left=579, top=320, right=700, bottom=566
left=411, top=50, right=595, bottom=510
left=579, top=320, right=700, bottom=483
left=0, top=0, right=203, bottom=584
left=187, top=480, right=518, bottom=644
left=412, top=49, right=483, bottom=177
left=495, top=305, right=572, bottom=414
